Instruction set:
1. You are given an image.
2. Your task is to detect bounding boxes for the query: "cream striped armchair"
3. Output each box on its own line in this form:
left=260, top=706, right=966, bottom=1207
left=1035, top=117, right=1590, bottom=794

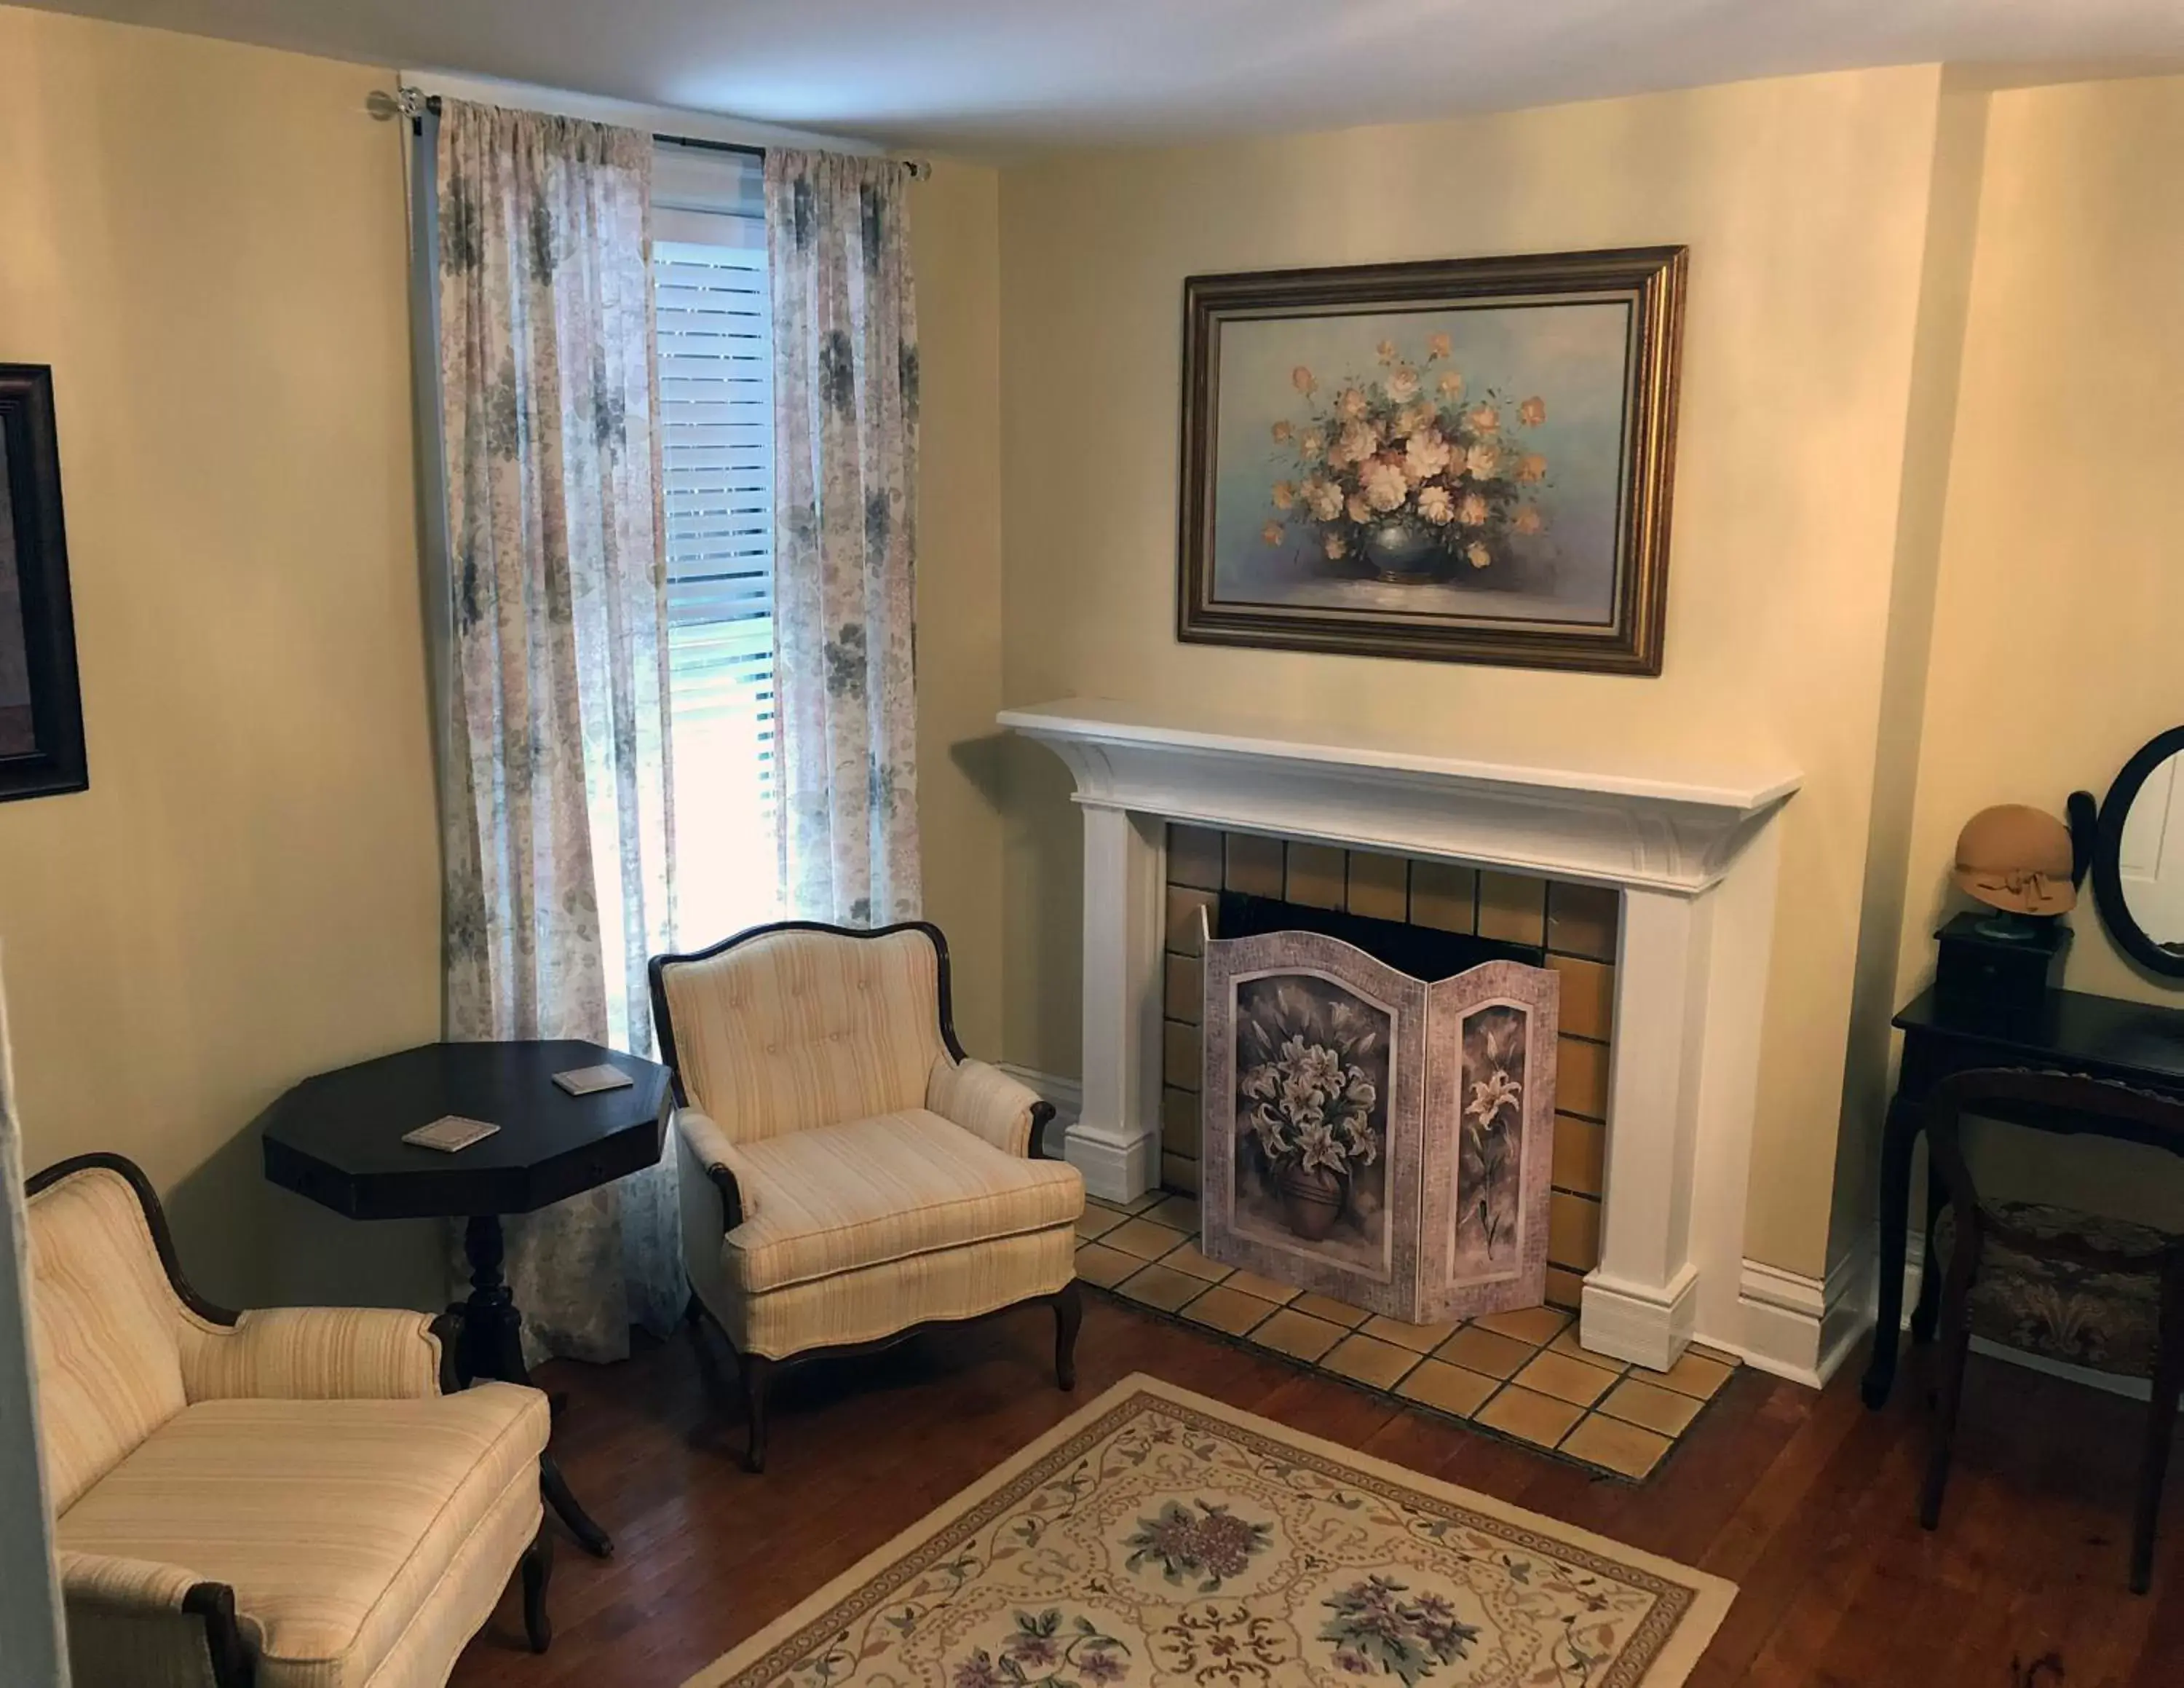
left=25, top=1153, right=554, bottom=1687
left=650, top=920, right=1085, bottom=1471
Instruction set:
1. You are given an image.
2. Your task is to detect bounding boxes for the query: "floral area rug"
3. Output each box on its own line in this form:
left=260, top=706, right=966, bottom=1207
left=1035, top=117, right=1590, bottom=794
left=684, top=1376, right=1735, bottom=1688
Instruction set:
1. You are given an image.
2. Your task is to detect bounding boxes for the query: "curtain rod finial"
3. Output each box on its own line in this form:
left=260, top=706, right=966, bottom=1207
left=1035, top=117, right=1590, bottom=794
left=368, top=86, right=430, bottom=122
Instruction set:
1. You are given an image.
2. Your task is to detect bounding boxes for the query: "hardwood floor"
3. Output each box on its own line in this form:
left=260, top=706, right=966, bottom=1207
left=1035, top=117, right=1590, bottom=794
left=449, top=1294, right=2183, bottom=1687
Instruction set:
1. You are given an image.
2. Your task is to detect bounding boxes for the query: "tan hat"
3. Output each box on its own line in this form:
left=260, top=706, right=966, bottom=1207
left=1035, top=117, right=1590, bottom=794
left=1952, top=804, right=2076, bottom=916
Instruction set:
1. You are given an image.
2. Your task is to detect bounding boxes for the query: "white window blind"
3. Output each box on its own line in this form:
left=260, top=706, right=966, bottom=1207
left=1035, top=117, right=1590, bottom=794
left=653, top=145, right=778, bottom=947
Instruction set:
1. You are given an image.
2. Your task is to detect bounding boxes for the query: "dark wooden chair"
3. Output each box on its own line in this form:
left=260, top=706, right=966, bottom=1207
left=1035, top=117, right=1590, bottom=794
left=1918, top=1066, right=2184, bottom=1593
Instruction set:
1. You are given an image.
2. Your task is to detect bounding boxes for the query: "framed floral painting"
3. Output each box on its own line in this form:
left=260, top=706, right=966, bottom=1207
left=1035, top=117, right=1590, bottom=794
left=1176, top=247, right=1686, bottom=674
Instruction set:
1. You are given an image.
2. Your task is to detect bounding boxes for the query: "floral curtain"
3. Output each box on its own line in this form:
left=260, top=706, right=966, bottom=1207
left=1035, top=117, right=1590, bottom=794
left=767, top=150, right=922, bottom=925
left=434, top=99, right=682, bottom=1362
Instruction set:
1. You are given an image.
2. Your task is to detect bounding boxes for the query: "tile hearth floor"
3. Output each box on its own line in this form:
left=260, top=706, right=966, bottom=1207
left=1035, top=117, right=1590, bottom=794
left=1075, top=1191, right=1738, bottom=1480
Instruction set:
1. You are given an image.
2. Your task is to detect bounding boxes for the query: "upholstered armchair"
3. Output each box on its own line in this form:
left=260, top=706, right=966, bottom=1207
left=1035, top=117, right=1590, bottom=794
left=26, top=1153, right=555, bottom=1687
left=651, top=920, right=1085, bottom=1471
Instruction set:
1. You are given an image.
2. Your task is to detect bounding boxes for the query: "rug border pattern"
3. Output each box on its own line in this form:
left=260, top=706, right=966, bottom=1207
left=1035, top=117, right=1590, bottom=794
left=689, top=1375, right=1736, bottom=1688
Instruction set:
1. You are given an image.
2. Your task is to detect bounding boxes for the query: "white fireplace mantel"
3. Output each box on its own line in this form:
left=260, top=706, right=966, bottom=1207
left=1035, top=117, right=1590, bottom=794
left=1000, top=696, right=1804, bottom=1374
left=999, top=698, right=1799, bottom=895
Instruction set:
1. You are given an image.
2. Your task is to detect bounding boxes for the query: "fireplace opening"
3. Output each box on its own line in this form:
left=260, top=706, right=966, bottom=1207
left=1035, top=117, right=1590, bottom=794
left=1216, top=889, right=1543, bottom=981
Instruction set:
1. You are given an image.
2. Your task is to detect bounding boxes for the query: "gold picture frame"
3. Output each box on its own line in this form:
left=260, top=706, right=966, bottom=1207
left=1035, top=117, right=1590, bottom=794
left=1177, top=247, right=1686, bottom=675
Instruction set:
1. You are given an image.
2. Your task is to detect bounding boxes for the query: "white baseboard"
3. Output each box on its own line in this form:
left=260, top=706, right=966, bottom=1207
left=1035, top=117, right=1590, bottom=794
left=1061, top=1122, right=1157, bottom=1203
left=1580, top=1263, right=1699, bottom=1371
left=1730, top=1242, right=1875, bottom=1389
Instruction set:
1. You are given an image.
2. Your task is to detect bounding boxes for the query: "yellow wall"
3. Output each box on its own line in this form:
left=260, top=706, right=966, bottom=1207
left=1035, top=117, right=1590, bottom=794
left=1826, top=82, right=1990, bottom=1258
left=909, top=160, right=1010, bottom=1058
left=0, top=9, right=446, bottom=1306
left=1891, top=74, right=2184, bottom=1223
left=995, top=67, right=1965, bottom=1278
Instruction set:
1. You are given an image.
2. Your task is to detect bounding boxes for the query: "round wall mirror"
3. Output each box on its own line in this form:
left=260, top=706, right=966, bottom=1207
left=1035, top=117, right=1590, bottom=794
left=2092, top=724, right=2184, bottom=979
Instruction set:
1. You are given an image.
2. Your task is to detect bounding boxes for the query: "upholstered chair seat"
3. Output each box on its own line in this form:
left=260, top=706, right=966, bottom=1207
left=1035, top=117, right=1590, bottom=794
left=1934, top=1199, right=2170, bottom=1377
left=652, top=921, right=1085, bottom=1470
left=28, top=1155, right=556, bottom=1687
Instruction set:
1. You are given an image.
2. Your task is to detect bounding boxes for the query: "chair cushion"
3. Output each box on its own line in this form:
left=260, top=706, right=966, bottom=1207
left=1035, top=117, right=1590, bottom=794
left=55, top=1383, right=549, bottom=1688
left=657, top=926, right=946, bottom=1143
left=1936, top=1201, right=2172, bottom=1378
left=724, top=1109, right=1085, bottom=1295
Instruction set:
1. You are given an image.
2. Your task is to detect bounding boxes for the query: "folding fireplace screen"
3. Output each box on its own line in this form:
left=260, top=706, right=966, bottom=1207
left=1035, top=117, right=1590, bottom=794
left=1200, top=926, right=1559, bottom=1322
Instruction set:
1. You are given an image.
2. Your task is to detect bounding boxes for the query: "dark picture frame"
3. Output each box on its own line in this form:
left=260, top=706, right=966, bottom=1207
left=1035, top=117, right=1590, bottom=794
left=1176, top=247, right=1687, bottom=674
left=0, top=365, right=87, bottom=802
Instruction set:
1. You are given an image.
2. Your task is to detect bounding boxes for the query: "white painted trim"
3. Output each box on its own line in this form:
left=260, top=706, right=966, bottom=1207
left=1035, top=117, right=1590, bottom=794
left=400, top=68, right=879, bottom=153
left=1729, top=1240, right=1875, bottom=1388
left=1065, top=805, right=1168, bottom=1204
left=1580, top=1262, right=1698, bottom=1370
left=999, top=697, right=1800, bottom=894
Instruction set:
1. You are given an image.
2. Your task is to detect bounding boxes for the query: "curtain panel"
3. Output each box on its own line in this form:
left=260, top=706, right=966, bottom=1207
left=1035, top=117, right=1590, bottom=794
left=767, top=149, right=922, bottom=926
left=430, top=99, right=682, bottom=1362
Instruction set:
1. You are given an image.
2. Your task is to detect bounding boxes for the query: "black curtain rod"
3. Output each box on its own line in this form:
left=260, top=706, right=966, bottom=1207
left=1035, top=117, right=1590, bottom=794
left=403, top=90, right=922, bottom=173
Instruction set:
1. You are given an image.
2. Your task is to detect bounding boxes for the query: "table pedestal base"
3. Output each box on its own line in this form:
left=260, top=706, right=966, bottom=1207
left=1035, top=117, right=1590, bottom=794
left=456, top=1215, right=614, bottom=1558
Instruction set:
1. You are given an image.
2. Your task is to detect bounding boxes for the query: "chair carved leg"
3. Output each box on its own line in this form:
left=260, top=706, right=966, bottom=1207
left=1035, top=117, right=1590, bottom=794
left=539, top=1453, right=614, bottom=1558
left=1053, top=1279, right=1083, bottom=1392
left=741, top=1352, right=775, bottom=1474
left=1919, top=1228, right=1979, bottom=1531
left=520, top=1526, right=553, bottom=1653
left=2131, top=1263, right=2184, bottom=1594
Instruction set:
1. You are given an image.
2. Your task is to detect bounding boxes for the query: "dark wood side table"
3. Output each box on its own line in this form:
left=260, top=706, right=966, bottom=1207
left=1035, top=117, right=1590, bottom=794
left=261, top=1040, right=671, bottom=1557
left=1860, top=985, right=2184, bottom=1408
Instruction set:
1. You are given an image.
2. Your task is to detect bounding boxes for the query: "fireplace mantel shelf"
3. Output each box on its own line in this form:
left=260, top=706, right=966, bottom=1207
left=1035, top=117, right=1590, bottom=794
left=999, top=698, right=1801, bottom=895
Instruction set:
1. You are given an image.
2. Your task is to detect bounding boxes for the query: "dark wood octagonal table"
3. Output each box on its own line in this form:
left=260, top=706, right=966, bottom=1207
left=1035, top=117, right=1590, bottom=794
left=261, top=1039, right=671, bottom=1558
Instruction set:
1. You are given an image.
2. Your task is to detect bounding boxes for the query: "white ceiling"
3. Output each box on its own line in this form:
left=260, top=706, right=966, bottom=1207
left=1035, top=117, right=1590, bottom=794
left=23, top=0, right=2184, bottom=152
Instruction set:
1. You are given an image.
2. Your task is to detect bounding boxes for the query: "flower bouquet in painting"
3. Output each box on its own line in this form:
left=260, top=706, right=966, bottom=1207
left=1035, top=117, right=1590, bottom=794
left=1201, top=927, right=1559, bottom=1323
left=1262, top=337, right=1551, bottom=586
left=1236, top=986, right=1384, bottom=1242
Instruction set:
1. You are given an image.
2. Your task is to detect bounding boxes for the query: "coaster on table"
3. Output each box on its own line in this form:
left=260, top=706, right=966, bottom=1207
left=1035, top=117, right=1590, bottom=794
left=553, top=1063, right=636, bottom=1096
left=402, top=1115, right=501, bottom=1153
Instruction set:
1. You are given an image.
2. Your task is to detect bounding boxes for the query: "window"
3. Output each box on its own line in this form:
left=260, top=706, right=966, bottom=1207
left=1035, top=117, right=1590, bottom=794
left=652, top=143, right=777, bottom=947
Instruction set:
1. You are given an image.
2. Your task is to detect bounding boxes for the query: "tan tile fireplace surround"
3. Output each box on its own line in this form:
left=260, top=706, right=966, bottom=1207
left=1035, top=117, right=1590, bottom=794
left=1001, top=698, right=1805, bottom=1378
